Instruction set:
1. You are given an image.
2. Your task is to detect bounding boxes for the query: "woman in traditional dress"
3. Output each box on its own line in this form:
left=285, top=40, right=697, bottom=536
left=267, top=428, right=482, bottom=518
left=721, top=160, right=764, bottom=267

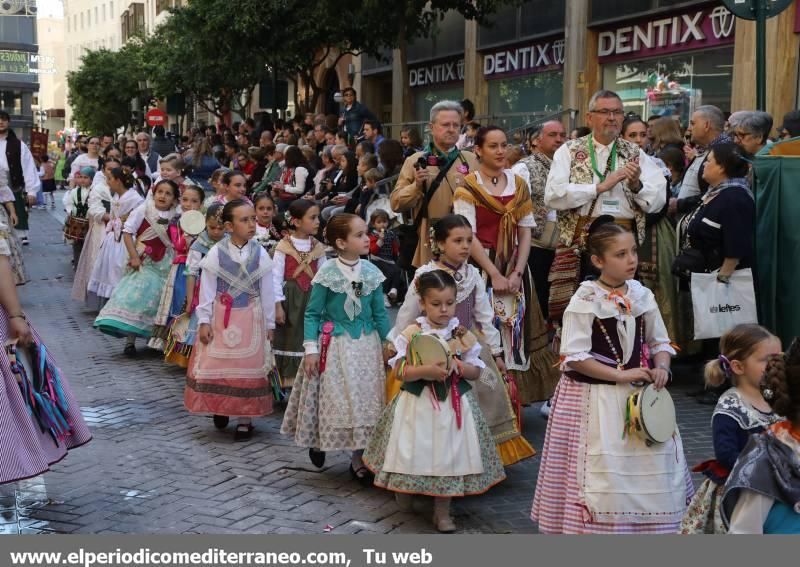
left=453, top=126, right=560, bottom=406
left=621, top=117, right=678, bottom=341
left=388, top=214, right=535, bottom=466
left=531, top=219, right=692, bottom=533
left=94, top=180, right=179, bottom=356
left=0, top=211, right=91, bottom=485
left=71, top=158, right=116, bottom=307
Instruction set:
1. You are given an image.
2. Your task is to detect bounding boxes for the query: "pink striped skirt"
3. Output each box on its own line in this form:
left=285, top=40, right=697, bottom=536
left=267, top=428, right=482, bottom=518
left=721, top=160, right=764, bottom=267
left=0, top=308, right=92, bottom=485
left=531, top=376, right=693, bottom=534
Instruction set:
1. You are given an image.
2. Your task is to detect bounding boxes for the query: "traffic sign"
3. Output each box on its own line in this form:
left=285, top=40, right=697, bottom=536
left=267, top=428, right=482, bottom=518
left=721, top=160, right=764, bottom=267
left=145, top=108, right=167, bottom=127
left=721, top=0, right=793, bottom=20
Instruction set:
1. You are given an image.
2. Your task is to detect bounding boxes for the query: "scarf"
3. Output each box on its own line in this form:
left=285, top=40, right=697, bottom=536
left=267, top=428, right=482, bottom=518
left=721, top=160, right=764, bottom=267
left=138, top=194, right=176, bottom=249
left=703, top=177, right=753, bottom=203
left=453, top=172, right=533, bottom=269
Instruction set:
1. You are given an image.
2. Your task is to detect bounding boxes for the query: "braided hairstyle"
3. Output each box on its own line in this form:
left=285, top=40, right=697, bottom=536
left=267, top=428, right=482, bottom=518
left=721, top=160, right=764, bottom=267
left=762, top=338, right=800, bottom=423
left=415, top=269, right=457, bottom=300
left=705, top=324, right=777, bottom=387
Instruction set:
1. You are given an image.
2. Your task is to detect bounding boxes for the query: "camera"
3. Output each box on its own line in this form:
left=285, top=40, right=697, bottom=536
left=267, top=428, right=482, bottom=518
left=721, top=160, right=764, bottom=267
left=415, top=156, right=428, bottom=170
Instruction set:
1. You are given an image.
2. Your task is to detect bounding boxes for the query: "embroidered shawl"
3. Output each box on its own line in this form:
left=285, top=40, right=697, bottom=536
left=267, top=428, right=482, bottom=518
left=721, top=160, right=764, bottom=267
left=453, top=172, right=533, bottom=268
left=199, top=238, right=271, bottom=299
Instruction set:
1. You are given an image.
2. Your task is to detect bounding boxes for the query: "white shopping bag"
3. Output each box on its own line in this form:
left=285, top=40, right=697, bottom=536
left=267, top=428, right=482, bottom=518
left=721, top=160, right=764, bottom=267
left=691, top=269, right=758, bottom=340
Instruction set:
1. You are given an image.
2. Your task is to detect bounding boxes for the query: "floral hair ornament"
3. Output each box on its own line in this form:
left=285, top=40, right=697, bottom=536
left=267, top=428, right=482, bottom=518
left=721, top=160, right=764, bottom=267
left=719, top=354, right=733, bottom=379
left=428, top=226, right=441, bottom=256
left=284, top=210, right=293, bottom=226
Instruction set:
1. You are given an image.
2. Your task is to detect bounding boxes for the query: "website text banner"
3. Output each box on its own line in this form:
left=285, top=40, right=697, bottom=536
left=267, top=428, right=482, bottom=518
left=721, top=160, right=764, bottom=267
left=0, top=534, right=788, bottom=567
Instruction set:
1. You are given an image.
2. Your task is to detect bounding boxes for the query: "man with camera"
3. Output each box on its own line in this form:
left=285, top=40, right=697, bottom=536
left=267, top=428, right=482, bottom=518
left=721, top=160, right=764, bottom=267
left=390, top=100, right=479, bottom=268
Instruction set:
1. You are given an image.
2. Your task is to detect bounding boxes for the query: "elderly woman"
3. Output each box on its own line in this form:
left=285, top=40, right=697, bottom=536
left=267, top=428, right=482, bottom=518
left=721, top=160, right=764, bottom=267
left=678, top=142, right=753, bottom=404
left=730, top=111, right=773, bottom=157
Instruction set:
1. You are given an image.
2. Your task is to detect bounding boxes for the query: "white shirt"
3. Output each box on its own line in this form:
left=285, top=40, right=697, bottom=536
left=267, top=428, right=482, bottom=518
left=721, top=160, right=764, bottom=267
left=283, top=166, right=310, bottom=195
left=0, top=135, right=40, bottom=197
left=510, top=161, right=530, bottom=191
left=68, top=153, right=99, bottom=181
left=271, top=236, right=327, bottom=302
left=123, top=203, right=172, bottom=235
left=196, top=243, right=275, bottom=330
left=545, top=137, right=666, bottom=218
left=453, top=170, right=536, bottom=231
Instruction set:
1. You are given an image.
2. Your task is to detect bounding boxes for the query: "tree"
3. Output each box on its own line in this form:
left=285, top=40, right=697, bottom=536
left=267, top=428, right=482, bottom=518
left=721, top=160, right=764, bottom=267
left=66, top=44, right=143, bottom=133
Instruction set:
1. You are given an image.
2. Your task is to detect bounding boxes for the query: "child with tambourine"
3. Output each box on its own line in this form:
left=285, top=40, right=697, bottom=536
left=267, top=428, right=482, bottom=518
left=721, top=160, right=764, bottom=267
left=531, top=216, right=692, bottom=534
left=680, top=324, right=782, bottom=534
left=164, top=204, right=226, bottom=368
left=147, top=185, right=205, bottom=352
left=363, top=269, right=506, bottom=533
left=280, top=213, right=390, bottom=483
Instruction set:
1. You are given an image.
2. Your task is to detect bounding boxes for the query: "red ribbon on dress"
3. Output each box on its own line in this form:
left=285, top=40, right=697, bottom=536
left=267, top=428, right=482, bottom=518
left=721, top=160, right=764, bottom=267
left=318, top=322, right=335, bottom=374
left=219, top=292, right=234, bottom=329
left=451, top=370, right=462, bottom=430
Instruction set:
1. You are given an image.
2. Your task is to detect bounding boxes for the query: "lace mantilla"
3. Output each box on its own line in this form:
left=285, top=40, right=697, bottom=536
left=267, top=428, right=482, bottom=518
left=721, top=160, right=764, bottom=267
left=714, top=388, right=783, bottom=431
left=566, top=279, right=656, bottom=319
left=312, top=259, right=385, bottom=321
left=415, top=261, right=479, bottom=302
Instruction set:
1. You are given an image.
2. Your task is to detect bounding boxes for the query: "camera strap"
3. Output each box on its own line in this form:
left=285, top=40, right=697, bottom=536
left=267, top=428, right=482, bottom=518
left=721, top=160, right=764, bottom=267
left=415, top=152, right=460, bottom=224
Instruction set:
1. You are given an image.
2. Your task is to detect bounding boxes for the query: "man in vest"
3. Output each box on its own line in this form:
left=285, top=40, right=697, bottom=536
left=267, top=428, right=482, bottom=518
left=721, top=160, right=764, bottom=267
left=544, top=89, right=666, bottom=320
left=522, top=120, right=566, bottom=317
left=391, top=100, right=479, bottom=268
left=0, top=110, right=39, bottom=245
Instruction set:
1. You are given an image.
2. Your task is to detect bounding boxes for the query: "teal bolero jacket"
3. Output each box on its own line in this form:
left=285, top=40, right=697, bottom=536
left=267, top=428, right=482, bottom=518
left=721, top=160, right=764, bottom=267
left=303, top=260, right=391, bottom=343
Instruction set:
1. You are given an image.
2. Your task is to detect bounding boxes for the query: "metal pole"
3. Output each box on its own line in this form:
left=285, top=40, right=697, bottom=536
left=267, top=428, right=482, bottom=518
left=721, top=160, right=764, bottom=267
left=755, top=0, right=767, bottom=111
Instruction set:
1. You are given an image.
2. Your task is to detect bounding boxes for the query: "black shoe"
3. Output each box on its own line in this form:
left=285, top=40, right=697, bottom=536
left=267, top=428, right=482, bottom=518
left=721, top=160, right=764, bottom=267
left=350, top=463, right=374, bottom=487
left=309, top=448, right=326, bottom=468
left=233, top=423, right=254, bottom=441
left=213, top=415, right=230, bottom=430
left=123, top=344, right=137, bottom=357
left=697, top=391, right=721, bottom=406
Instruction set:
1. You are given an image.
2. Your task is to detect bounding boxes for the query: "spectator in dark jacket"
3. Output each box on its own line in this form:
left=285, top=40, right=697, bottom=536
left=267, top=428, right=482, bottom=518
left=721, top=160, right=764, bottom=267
left=150, top=125, right=177, bottom=158
left=338, top=87, right=376, bottom=144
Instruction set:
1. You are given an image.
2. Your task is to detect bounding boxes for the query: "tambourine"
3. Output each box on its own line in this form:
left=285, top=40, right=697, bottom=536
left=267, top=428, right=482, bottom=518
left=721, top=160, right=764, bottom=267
left=179, top=210, right=206, bottom=236
left=493, top=291, right=524, bottom=328
left=167, top=313, right=191, bottom=343
left=409, top=332, right=452, bottom=375
left=624, top=384, right=677, bottom=446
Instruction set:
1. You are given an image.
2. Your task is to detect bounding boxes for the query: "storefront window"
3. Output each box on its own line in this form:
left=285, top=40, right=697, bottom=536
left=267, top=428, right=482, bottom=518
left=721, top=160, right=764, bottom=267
left=414, top=86, right=464, bottom=124
left=488, top=71, right=563, bottom=121
left=602, top=47, right=733, bottom=125
left=0, top=90, right=23, bottom=115
left=591, top=0, right=708, bottom=24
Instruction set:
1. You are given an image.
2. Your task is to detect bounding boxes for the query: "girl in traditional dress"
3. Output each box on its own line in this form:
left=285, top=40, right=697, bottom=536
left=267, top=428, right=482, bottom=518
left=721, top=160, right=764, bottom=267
left=94, top=180, right=179, bottom=356
left=164, top=204, right=225, bottom=368
left=388, top=214, right=534, bottom=466
left=215, top=171, right=250, bottom=206
left=721, top=341, right=800, bottom=533
left=453, top=126, right=560, bottom=407
left=0, top=212, right=92, bottom=485
left=272, top=200, right=326, bottom=391
left=281, top=213, right=390, bottom=481
left=185, top=199, right=276, bottom=441
left=531, top=219, right=692, bottom=534
left=0, top=183, right=27, bottom=285
left=364, top=270, right=506, bottom=532
left=86, top=168, right=144, bottom=308
left=203, top=168, right=228, bottom=209
left=71, top=158, right=116, bottom=307
left=253, top=192, right=284, bottom=257
left=147, top=185, right=205, bottom=351
left=681, top=324, right=782, bottom=534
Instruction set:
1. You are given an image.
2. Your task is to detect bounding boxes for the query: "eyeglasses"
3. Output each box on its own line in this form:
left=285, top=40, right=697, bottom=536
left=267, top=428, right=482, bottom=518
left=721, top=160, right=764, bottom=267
left=733, top=130, right=752, bottom=140
left=590, top=109, right=625, bottom=117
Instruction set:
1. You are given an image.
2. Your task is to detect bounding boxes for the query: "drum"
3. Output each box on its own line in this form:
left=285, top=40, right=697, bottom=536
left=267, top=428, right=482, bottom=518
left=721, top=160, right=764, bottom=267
left=408, top=332, right=452, bottom=374
left=63, top=214, right=89, bottom=241
left=624, top=384, right=677, bottom=446
left=179, top=210, right=206, bottom=236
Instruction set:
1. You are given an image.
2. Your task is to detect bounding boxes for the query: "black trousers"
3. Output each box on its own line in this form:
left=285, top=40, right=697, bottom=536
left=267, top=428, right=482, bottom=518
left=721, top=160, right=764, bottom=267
left=528, top=246, right=555, bottom=319
left=373, top=258, right=403, bottom=295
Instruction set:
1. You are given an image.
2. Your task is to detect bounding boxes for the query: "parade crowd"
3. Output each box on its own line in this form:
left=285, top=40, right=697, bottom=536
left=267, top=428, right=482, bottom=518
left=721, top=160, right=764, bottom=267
left=1, top=87, right=799, bottom=535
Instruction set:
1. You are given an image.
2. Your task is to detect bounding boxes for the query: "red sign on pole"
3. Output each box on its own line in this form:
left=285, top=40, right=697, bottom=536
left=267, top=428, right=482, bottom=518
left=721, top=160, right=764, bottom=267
left=145, top=108, right=168, bottom=126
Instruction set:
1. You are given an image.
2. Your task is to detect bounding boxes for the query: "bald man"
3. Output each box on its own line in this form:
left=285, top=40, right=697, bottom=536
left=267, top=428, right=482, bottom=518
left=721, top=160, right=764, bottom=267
left=521, top=120, right=566, bottom=316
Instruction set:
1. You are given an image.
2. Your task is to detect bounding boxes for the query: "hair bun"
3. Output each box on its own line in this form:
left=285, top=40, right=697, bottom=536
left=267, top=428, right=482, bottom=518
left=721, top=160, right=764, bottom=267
left=587, top=215, right=616, bottom=236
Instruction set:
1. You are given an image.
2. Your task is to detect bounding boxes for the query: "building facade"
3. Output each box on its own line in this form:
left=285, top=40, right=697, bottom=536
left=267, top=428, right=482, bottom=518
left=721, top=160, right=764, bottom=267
left=356, top=0, right=799, bottom=130
left=0, top=0, right=40, bottom=141
left=36, top=12, right=67, bottom=137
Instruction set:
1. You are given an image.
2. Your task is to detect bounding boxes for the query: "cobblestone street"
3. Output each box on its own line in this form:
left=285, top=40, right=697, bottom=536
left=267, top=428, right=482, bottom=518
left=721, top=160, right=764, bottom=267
left=0, top=207, right=715, bottom=535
